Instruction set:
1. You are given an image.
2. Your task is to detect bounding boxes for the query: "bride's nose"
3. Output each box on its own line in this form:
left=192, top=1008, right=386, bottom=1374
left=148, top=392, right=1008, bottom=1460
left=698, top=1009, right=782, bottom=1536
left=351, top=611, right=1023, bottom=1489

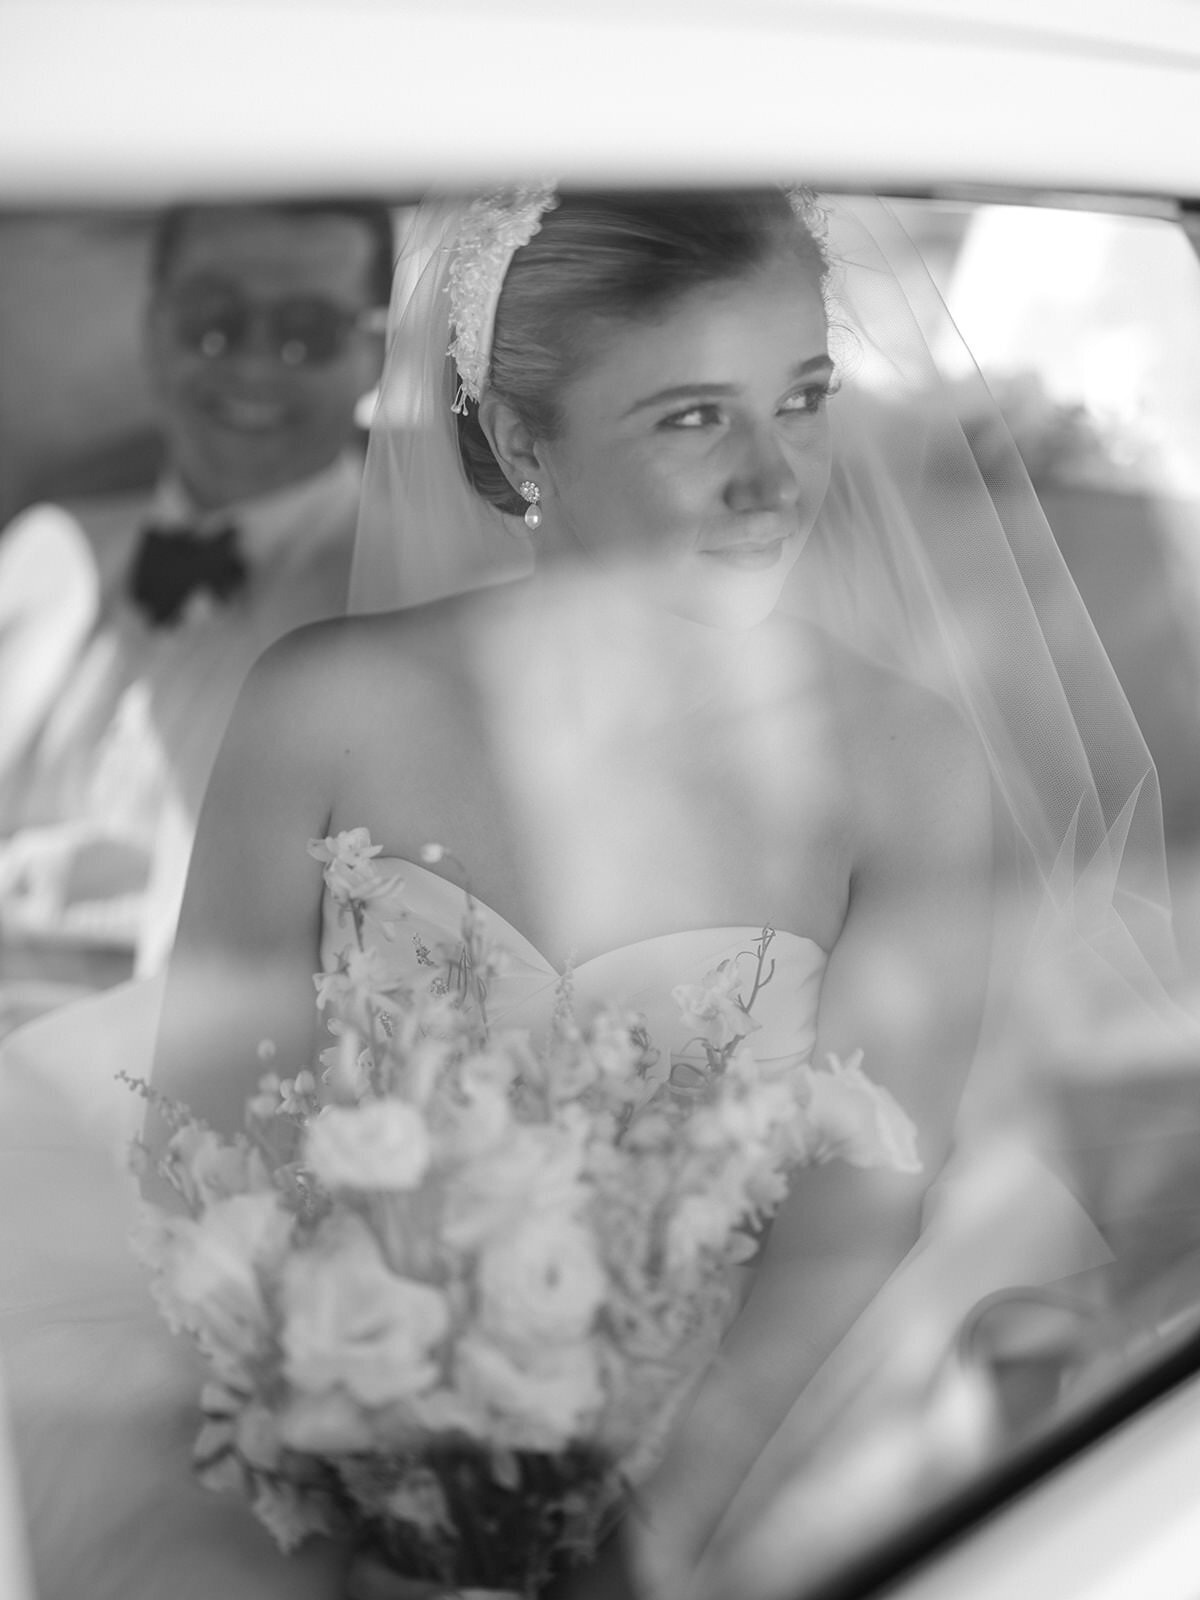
left=722, top=419, right=801, bottom=514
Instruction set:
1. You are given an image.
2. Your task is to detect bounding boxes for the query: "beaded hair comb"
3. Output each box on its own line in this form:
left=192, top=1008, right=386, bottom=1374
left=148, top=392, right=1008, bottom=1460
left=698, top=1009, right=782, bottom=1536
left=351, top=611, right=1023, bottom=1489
left=444, top=184, right=826, bottom=415
left=446, top=184, right=559, bottom=414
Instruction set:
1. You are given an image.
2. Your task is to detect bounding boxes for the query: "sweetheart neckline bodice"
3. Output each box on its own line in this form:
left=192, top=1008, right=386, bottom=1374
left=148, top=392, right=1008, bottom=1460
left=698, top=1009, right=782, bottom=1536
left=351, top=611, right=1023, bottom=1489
left=340, top=854, right=829, bottom=976
left=319, top=854, right=830, bottom=1077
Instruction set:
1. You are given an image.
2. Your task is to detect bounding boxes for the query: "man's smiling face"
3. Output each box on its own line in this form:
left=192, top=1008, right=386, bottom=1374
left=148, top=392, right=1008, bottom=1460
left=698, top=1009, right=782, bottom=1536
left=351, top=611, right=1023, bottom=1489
left=146, top=207, right=381, bottom=510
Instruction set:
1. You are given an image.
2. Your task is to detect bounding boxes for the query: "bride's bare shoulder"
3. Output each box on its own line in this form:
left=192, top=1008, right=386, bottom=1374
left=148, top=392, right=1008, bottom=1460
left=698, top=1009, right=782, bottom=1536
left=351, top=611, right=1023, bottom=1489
left=219, top=592, right=490, bottom=789
left=247, top=593, right=483, bottom=711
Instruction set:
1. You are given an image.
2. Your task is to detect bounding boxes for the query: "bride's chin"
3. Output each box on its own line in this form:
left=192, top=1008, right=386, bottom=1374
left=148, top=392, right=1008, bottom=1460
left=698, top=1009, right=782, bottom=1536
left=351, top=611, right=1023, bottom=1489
left=662, top=556, right=801, bottom=632
left=672, top=592, right=784, bottom=632
left=546, top=547, right=798, bottom=633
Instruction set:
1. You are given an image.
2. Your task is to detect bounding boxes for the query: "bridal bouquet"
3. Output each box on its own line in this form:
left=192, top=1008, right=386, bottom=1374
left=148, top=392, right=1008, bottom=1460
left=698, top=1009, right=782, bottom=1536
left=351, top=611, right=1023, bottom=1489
left=130, top=829, right=919, bottom=1597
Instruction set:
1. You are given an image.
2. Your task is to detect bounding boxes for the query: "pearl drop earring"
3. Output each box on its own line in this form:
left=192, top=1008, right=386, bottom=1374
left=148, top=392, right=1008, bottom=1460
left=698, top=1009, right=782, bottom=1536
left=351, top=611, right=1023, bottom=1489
left=518, top=480, right=542, bottom=531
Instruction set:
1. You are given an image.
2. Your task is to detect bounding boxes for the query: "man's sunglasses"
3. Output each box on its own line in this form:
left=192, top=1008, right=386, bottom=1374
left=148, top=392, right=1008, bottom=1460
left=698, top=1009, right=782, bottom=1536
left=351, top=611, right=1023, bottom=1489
left=162, top=277, right=387, bottom=367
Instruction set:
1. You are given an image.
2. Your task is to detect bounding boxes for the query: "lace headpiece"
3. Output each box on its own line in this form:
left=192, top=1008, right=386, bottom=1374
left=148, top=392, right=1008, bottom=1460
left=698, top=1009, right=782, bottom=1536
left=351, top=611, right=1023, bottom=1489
left=785, top=184, right=830, bottom=248
left=446, top=183, right=559, bottom=414
left=444, top=184, right=831, bottom=417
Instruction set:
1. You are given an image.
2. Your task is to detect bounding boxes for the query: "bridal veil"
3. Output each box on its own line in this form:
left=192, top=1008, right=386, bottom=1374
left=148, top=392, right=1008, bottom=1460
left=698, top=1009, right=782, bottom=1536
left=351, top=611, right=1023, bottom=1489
left=353, top=188, right=1176, bottom=981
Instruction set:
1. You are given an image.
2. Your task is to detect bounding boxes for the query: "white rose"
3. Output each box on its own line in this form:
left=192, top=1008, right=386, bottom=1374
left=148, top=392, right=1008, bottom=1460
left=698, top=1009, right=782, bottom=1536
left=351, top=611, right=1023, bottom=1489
left=455, top=1334, right=602, bottom=1452
left=164, top=1125, right=271, bottom=1210
left=281, top=1214, right=449, bottom=1407
left=304, top=1101, right=431, bottom=1191
left=442, top=1123, right=587, bottom=1249
left=799, top=1051, right=922, bottom=1174
left=478, top=1213, right=606, bottom=1349
left=663, top=1191, right=742, bottom=1274
left=145, top=1193, right=292, bottom=1374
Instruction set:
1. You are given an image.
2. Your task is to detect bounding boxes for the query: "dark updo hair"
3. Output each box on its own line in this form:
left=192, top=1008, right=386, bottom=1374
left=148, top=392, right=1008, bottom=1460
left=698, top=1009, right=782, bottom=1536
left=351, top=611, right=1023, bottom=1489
left=455, top=189, right=830, bottom=516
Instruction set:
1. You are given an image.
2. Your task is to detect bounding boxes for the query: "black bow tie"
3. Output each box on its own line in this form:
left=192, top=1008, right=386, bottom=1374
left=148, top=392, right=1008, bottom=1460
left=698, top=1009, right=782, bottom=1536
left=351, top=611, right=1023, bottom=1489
left=128, top=522, right=248, bottom=627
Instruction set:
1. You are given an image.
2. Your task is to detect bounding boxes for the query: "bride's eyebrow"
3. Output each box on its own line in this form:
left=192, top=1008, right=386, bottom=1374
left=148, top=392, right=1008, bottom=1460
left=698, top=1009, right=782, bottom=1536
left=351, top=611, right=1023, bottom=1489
left=621, top=382, right=735, bottom=419
left=793, top=354, right=835, bottom=382
left=622, top=354, right=834, bottom=418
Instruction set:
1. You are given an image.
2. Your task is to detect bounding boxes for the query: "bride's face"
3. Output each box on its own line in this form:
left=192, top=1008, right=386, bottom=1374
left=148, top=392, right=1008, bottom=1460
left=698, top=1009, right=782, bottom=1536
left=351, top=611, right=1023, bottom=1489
left=534, top=255, right=834, bottom=629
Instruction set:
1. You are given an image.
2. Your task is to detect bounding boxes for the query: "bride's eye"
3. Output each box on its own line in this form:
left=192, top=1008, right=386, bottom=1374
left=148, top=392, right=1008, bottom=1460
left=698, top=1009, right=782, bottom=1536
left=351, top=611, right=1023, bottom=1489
left=659, top=402, right=724, bottom=430
left=778, top=379, right=840, bottom=417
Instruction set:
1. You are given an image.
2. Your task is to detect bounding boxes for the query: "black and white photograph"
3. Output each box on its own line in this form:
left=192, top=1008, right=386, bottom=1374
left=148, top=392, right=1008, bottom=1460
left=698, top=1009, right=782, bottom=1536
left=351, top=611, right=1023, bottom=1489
left=3, top=4, right=1200, bottom=1598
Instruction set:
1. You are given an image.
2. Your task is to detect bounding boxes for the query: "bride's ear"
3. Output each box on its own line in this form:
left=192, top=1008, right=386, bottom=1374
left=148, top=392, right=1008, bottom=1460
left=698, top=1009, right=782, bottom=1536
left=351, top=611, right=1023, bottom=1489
left=478, top=395, right=544, bottom=494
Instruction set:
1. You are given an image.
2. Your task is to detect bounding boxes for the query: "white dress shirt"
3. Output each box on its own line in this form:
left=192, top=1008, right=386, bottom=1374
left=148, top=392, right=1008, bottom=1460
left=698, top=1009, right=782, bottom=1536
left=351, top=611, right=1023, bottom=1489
left=0, top=451, right=360, bottom=991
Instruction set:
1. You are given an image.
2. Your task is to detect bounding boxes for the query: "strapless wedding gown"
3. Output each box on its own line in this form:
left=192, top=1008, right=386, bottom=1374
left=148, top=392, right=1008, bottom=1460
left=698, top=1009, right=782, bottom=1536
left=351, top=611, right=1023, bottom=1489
left=0, top=856, right=1116, bottom=1598
left=0, top=858, right=839, bottom=1600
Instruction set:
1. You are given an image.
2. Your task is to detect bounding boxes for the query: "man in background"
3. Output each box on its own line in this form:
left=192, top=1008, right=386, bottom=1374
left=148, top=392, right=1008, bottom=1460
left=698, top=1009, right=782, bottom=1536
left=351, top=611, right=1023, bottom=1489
left=0, top=198, right=392, bottom=1024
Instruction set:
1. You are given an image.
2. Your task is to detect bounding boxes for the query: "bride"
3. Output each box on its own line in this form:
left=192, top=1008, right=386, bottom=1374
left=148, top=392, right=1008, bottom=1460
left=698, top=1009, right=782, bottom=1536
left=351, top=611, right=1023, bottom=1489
left=0, top=185, right=1181, bottom=1600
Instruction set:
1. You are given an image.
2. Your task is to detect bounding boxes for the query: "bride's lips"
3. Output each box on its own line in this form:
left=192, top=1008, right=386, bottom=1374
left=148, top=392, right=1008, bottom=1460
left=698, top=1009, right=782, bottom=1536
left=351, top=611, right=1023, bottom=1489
left=700, top=539, right=788, bottom=571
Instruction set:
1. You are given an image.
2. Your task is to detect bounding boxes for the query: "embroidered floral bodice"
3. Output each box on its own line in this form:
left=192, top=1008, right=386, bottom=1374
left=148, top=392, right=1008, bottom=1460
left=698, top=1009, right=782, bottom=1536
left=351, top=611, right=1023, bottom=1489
left=320, top=855, right=829, bottom=1085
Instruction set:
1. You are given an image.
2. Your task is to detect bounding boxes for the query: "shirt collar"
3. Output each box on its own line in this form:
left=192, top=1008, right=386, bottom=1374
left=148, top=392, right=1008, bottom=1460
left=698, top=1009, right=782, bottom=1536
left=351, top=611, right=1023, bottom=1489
left=148, top=451, right=362, bottom=569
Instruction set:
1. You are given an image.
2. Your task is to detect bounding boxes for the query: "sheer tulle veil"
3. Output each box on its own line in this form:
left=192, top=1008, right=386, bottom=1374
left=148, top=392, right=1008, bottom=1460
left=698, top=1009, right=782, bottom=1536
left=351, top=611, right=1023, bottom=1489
left=352, top=186, right=1176, bottom=986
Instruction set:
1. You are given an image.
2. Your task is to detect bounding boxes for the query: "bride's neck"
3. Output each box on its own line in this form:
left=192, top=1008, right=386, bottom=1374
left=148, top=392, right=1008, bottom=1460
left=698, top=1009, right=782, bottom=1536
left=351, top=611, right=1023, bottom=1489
left=518, top=564, right=762, bottom=724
